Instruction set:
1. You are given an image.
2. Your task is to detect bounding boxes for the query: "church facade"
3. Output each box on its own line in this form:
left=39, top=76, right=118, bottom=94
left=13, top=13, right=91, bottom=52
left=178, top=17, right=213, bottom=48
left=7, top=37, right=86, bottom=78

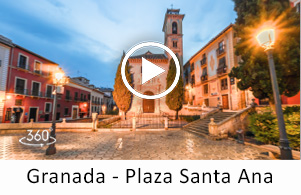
left=127, top=9, right=184, bottom=115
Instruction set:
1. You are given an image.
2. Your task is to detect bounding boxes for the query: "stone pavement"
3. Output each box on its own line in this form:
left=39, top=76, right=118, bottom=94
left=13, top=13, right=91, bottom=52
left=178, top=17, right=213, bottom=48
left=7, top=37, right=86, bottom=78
left=0, top=130, right=271, bottom=160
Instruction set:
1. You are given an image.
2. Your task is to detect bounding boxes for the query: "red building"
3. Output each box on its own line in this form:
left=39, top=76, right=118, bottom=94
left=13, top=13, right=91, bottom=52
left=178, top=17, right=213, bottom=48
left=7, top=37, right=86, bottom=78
left=56, top=78, right=91, bottom=120
left=3, top=44, right=59, bottom=123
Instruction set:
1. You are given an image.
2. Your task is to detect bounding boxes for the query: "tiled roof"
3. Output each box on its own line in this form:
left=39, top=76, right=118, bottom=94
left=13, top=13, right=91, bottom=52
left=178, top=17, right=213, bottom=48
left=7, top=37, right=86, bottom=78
left=129, top=51, right=167, bottom=60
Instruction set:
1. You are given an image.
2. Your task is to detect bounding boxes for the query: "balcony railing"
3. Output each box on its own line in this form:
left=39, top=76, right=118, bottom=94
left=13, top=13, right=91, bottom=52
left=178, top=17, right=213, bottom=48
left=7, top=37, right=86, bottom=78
left=31, top=90, right=43, bottom=97
left=216, top=44, right=226, bottom=56
left=15, top=88, right=28, bottom=95
left=34, top=70, right=42, bottom=74
left=216, top=65, right=227, bottom=76
left=74, top=97, right=79, bottom=101
left=65, top=96, right=72, bottom=101
left=200, top=58, right=207, bottom=66
left=45, top=92, right=54, bottom=99
left=221, top=85, right=228, bottom=90
left=17, top=65, right=30, bottom=71
left=201, top=75, right=208, bottom=82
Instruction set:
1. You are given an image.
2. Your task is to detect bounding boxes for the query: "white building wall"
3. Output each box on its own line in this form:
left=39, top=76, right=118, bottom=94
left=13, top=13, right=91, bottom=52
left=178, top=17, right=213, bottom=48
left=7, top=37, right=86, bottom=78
left=0, top=44, right=10, bottom=122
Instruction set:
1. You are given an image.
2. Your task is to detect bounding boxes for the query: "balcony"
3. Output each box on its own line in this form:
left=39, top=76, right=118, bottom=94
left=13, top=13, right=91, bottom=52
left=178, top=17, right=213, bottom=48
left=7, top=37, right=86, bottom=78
left=45, top=92, right=54, bottom=99
left=74, top=97, right=79, bottom=102
left=31, top=90, right=43, bottom=97
left=17, top=65, right=30, bottom=71
left=65, top=96, right=72, bottom=101
left=34, top=70, right=42, bottom=75
left=201, top=75, right=208, bottom=82
left=216, top=65, right=227, bottom=76
left=15, top=88, right=28, bottom=95
left=221, top=85, right=228, bottom=90
left=216, top=44, right=226, bottom=56
left=200, top=58, right=207, bottom=66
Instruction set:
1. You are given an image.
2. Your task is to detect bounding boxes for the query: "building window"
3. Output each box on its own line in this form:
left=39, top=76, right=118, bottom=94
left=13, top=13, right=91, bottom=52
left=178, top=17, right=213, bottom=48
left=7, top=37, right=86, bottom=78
left=0, top=59, right=2, bottom=67
left=173, top=41, right=177, bottom=48
left=34, top=61, right=42, bottom=74
left=221, top=78, right=228, bottom=90
left=32, top=82, right=40, bottom=96
left=74, top=92, right=78, bottom=101
left=66, top=90, right=71, bottom=100
left=45, top=103, right=51, bottom=113
left=57, top=104, right=60, bottom=108
left=18, top=54, right=28, bottom=69
left=190, top=62, right=194, bottom=71
left=64, top=108, right=69, bottom=116
left=81, top=93, right=83, bottom=101
left=5, top=108, right=12, bottom=121
left=46, top=85, right=53, bottom=98
left=204, top=84, right=209, bottom=95
left=15, top=78, right=26, bottom=95
left=15, top=99, right=23, bottom=106
left=84, top=95, right=86, bottom=101
left=172, top=22, right=178, bottom=34
left=218, top=41, right=225, bottom=52
left=191, top=75, right=195, bottom=87
left=88, top=94, right=91, bottom=101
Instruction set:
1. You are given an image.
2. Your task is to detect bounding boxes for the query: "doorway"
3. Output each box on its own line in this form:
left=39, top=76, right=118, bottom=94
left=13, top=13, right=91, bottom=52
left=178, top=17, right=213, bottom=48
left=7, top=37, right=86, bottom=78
left=143, top=91, right=155, bottom=113
left=72, top=106, right=78, bottom=119
left=222, top=94, right=229, bottom=109
left=29, top=107, right=38, bottom=122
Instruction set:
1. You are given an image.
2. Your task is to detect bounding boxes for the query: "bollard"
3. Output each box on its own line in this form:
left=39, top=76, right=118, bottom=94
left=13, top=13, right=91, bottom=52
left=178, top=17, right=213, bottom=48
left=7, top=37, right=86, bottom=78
left=236, top=129, right=244, bottom=144
left=92, top=113, right=98, bottom=132
left=164, top=117, right=168, bottom=130
left=132, top=117, right=136, bottom=131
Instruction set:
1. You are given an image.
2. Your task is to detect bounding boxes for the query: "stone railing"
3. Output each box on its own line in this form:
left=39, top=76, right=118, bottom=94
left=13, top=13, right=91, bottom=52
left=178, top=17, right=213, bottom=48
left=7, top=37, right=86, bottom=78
left=182, top=107, right=221, bottom=129
left=0, top=119, right=94, bottom=134
left=97, top=116, right=121, bottom=128
left=208, top=107, right=252, bottom=139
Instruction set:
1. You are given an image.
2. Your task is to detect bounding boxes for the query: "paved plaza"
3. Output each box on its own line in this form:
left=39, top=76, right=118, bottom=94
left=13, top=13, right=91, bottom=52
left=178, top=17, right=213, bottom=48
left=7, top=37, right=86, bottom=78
left=0, top=130, right=271, bottom=160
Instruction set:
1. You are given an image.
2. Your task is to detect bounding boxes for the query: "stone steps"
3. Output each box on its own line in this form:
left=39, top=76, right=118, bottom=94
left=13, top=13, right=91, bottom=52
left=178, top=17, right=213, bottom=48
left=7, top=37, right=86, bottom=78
left=183, top=111, right=237, bottom=137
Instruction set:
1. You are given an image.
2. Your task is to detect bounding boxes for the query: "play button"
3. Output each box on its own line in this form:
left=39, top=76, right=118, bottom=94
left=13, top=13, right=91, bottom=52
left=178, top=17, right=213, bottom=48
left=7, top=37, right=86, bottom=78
left=121, top=41, right=180, bottom=99
left=141, top=57, right=165, bottom=84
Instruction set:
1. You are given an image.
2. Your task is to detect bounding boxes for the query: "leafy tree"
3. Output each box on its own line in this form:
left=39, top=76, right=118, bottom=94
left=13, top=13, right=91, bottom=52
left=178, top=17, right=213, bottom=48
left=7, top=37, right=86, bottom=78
left=113, top=54, right=132, bottom=119
left=229, top=0, right=300, bottom=110
left=166, top=58, right=184, bottom=119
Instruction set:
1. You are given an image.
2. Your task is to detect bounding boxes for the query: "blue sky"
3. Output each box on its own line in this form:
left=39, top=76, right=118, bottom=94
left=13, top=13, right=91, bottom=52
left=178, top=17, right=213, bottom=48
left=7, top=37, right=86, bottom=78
left=0, top=0, right=236, bottom=88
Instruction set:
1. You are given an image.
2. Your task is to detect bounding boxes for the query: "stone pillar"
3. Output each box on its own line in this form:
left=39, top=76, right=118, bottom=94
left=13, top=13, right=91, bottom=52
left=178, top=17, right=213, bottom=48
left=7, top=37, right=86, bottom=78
left=164, top=117, right=168, bottom=130
left=132, top=117, right=136, bottom=131
left=62, top=118, right=66, bottom=123
left=208, top=118, right=218, bottom=137
left=250, top=98, right=257, bottom=114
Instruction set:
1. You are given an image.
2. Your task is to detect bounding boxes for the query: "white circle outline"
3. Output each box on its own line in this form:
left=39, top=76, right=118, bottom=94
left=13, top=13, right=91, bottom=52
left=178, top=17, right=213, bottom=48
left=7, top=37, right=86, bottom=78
left=121, top=41, right=180, bottom=100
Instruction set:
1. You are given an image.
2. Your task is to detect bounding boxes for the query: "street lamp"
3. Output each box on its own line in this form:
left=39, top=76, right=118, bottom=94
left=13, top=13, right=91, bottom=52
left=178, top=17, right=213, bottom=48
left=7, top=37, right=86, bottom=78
left=256, top=29, right=293, bottom=160
left=46, top=70, right=69, bottom=155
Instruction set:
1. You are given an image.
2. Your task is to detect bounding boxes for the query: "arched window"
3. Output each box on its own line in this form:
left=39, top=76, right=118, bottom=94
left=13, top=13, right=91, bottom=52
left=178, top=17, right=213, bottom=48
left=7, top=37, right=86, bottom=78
left=172, top=22, right=177, bottom=34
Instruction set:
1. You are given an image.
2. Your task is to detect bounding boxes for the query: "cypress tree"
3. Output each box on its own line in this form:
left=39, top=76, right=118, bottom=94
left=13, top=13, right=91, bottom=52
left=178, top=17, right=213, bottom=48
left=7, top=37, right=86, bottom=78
left=113, top=54, right=132, bottom=119
left=166, top=58, right=184, bottom=119
left=229, top=0, right=300, bottom=110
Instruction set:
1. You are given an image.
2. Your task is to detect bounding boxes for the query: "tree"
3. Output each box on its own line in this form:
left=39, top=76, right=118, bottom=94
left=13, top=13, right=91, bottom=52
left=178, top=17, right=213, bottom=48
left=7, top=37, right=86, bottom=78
left=113, top=54, right=132, bottom=119
left=166, top=58, right=184, bottom=119
left=229, top=0, right=300, bottom=110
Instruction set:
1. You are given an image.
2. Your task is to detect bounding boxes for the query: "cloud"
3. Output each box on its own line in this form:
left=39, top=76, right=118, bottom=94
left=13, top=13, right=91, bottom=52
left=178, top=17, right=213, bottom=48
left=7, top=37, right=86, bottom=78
left=0, top=0, right=237, bottom=87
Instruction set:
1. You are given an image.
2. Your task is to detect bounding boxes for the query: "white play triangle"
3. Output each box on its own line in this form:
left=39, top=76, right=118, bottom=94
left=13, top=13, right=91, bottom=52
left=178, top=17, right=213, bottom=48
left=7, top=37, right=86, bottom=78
left=141, top=57, right=165, bottom=84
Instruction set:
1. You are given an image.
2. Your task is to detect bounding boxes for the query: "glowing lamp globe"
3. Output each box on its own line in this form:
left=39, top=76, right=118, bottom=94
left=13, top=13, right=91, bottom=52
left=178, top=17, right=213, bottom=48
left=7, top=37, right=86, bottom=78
left=256, top=29, right=275, bottom=50
left=55, top=72, right=64, bottom=80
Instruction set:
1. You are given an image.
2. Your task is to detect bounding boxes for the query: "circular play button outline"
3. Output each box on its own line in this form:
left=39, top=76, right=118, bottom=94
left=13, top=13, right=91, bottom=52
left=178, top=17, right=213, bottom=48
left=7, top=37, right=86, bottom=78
left=121, top=41, right=180, bottom=100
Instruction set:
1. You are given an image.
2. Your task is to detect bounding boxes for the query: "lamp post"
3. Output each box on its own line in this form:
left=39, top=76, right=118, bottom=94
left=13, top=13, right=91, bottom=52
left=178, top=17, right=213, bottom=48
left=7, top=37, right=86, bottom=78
left=46, top=71, right=69, bottom=155
left=256, top=29, right=293, bottom=160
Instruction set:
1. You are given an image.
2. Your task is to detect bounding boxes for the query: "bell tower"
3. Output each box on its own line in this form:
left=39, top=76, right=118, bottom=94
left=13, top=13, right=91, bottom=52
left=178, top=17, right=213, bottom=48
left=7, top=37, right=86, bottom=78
left=162, top=8, right=185, bottom=66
